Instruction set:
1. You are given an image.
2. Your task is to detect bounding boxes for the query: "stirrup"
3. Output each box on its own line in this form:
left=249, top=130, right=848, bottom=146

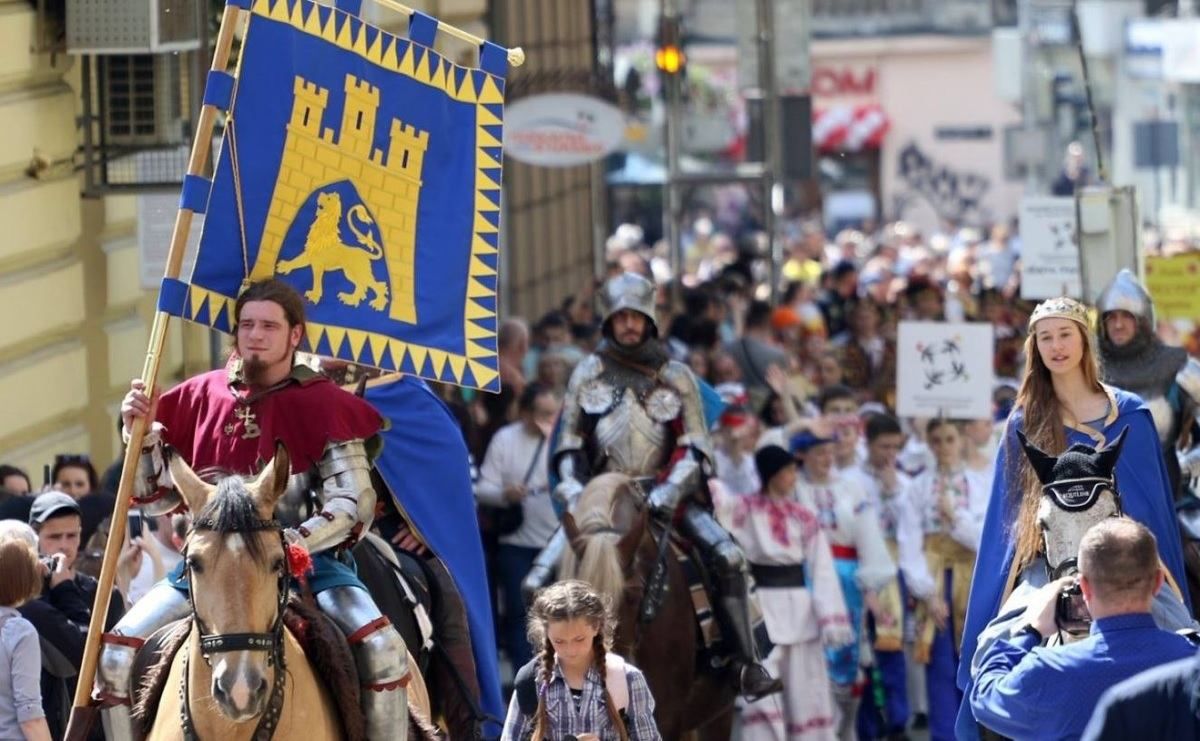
left=738, top=663, right=783, bottom=702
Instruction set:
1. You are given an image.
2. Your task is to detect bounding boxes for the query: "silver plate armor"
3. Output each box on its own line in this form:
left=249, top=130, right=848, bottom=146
left=1096, top=268, right=1154, bottom=324
left=602, top=271, right=658, bottom=330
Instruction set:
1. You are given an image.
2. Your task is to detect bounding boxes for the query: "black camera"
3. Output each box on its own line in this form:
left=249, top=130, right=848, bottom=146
left=1055, top=580, right=1091, bottom=635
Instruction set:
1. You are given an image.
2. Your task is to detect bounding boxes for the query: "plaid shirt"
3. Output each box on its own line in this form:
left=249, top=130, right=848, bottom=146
left=501, top=659, right=661, bottom=741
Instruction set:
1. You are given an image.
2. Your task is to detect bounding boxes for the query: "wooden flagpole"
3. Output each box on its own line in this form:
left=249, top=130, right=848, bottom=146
left=64, top=5, right=248, bottom=735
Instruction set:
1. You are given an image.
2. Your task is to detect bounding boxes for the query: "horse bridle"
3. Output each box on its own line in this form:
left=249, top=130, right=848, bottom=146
left=180, top=515, right=289, bottom=741
left=1041, top=475, right=1122, bottom=580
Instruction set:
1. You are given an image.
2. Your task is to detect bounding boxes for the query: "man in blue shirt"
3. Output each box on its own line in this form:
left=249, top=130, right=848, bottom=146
left=970, top=518, right=1197, bottom=740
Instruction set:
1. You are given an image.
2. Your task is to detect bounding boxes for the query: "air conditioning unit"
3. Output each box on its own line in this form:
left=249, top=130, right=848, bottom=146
left=67, top=0, right=200, bottom=54
left=100, top=54, right=188, bottom=147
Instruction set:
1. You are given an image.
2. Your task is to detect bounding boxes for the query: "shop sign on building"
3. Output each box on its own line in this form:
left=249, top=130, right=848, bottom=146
left=1146, top=253, right=1200, bottom=320
left=503, top=93, right=627, bottom=167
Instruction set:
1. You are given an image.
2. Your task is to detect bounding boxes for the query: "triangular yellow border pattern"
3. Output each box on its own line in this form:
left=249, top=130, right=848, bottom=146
left=232, top=0, right=507, bottom=391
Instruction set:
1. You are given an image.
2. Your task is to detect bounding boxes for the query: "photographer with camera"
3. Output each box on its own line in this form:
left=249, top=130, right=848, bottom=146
left=18, top=492, right=125, bottom=739
left=969, top=518, right=1196, bottom=739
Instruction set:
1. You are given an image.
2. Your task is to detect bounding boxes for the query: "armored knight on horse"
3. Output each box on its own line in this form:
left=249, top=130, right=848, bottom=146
left=522, top=271, right=781, bottom=700
left=1096, top=269, right=1200, bottom=500
left=94, top=280, right=411, bottom=740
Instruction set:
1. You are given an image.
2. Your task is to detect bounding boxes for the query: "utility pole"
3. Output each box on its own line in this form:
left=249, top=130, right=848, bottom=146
left=755, top=0, right=783, bottom=302
left=658, top=1, right=685, bottom=307
left=1019, top=0, right=1041, bottom=192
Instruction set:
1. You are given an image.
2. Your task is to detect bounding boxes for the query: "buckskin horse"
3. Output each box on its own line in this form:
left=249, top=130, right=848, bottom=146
left=140, top=444, right=435, bottom=741
left=559, top=472, right=736, bottom=740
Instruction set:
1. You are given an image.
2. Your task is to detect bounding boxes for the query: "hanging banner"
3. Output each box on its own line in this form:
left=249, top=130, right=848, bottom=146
left=896, top=321, right=994, bottom=420
left=158, top=0, right=510, bottom=391
left=1020, top=195, right=1081, bottom=300
left=1146, top=253, right=1200, bottom=320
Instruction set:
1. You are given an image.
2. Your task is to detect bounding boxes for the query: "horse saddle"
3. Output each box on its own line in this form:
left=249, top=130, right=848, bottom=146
left=129, top=602, right=368, bottom=741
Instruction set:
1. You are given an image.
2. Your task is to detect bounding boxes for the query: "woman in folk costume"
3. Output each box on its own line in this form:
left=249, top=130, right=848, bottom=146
left=896, top=418, right=988, bottom=741
left=955, top=297, right=1193, bottom=740
left=712, top=445, right=853, bottom=740
left=792, top=431, right=897, bottom=741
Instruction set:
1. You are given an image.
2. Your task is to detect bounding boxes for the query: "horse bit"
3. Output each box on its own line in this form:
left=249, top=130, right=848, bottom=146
left=180, top=516, right=290, bottom=741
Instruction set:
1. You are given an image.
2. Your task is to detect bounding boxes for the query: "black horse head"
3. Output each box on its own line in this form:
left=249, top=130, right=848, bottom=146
left=1017, top=426, right=1127, bottom=509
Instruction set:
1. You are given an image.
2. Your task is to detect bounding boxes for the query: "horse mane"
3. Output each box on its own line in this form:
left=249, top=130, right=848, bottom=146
left=560, top=473, right=638, bottom=608
left=192, top=477, right=274, bottom=565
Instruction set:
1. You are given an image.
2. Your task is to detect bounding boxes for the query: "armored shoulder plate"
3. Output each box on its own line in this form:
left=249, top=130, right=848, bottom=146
left=1178, top=356, right=1200, bottom=407
left=658, top=360, right=714, bottom=464
left=555, top=354, right=605, bottom=457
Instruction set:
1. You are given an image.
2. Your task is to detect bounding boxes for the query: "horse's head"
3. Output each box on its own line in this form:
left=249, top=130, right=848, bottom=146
left=1018, top=426, right=1127, bottom=579
left=171, top=442, right=291, bottom=723
left=559, top=473, right=648, bottom=643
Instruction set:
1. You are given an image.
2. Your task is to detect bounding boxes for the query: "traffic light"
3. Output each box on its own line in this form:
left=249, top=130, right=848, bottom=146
left=656, top=15, right=686, bottom=76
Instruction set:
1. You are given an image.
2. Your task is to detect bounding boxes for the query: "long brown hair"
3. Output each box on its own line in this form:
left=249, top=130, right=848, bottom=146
left=526, top=580, right=629, bottom=741
left=1009, top=320, right=1106, bottom=570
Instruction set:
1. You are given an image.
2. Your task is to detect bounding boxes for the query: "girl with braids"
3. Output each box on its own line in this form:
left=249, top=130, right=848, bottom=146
left=501, top=580, right=660, bottom=741
left=956, top=297, right=1192, bottom=741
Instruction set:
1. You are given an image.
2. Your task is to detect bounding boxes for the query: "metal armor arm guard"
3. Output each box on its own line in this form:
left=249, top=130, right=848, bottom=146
left=291, top=439, right=375, bottom=554
left=553, top=451, right=587, bottom=509
left=647, top=360, right=714, bottom=514
left=1176, top=358, right=1200, bottom=479
left=647, top=453, right=702, bottom=513
left=122, top=421, right=183, bottom=517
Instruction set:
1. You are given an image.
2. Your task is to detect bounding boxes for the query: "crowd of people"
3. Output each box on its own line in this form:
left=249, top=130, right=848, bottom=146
left=2, top=209, right=1200, bottom=740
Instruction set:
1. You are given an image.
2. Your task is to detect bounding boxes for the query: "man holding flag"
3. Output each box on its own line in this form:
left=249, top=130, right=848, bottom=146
left=95, top=279, right=411, bottom=740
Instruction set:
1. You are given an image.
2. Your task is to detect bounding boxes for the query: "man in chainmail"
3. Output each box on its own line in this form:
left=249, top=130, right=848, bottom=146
left=522, top=272, right=782, bottom=700
left=1096, top=269, right=1200, bottom=500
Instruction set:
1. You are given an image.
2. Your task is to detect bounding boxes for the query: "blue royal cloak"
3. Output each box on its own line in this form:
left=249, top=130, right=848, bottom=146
left=954, top=387, right=1190, bottom=740
left=364, top=375, right=504, bottom=733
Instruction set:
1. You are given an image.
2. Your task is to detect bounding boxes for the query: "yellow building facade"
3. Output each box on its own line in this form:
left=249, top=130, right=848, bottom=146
left=0, top=0, right=488, bottom=483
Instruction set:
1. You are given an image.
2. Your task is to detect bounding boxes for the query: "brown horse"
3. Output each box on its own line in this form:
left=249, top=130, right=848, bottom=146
left=145, top=444, right=435, bottom=740
left=560, top=473, right=736, bottom=740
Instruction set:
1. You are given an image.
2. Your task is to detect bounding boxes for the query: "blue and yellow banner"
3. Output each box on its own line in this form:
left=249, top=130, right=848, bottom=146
left=160, top=0, right=508, bottom=391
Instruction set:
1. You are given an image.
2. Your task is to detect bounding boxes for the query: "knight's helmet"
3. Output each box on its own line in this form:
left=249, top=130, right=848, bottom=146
left=601, top=272, right=659, bottom=338
left=1096, top=269, right=1155, bottom=326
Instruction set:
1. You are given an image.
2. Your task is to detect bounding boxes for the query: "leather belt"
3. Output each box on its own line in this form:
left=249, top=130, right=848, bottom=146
left=750, top=563, right=807, bottom=588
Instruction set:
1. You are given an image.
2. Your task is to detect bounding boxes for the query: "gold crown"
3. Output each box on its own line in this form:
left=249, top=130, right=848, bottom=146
left=1029, top=297, right=1091, bottom=330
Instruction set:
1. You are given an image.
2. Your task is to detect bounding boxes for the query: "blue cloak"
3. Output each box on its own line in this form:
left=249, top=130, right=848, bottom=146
left=364, top=376, right=504, bottom=733
left=954, top=388, right=1190, bottom=740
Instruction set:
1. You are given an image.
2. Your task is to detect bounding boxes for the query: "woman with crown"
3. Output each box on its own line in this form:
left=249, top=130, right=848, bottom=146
left=953, top=296, right=1194, bottom=740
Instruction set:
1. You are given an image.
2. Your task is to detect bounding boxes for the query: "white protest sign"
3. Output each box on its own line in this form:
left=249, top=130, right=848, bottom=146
left=896, top=321, right=994, bottom=420
left=1019, top=195, right=1080, bottom=300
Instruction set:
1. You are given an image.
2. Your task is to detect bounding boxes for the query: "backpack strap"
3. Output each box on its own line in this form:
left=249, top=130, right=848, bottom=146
left=604, top=653, right=629, bottom=712
left=514, top=657, right=541, bottom=717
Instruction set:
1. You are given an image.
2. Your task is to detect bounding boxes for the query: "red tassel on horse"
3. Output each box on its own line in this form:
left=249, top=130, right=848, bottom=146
left=287, top=543, right=313, bottom=581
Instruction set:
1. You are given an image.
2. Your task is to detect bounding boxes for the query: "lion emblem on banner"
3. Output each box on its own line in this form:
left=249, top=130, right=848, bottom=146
left=277, top=191, right=389, bottom=311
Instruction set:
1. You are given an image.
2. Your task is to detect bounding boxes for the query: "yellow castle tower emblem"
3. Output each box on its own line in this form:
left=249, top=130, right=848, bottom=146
left=250, top=72, right=429, bottom=324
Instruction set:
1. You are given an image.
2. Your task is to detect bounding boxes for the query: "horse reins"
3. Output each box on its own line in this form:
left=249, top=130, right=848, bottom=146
left=180, top=516, right=290, bottom=741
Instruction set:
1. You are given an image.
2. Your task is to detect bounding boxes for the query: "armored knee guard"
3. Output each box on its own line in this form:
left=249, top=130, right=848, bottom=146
left=318, top=586, right=410, bottom=741
left=96, top=583, right=190, bottom=741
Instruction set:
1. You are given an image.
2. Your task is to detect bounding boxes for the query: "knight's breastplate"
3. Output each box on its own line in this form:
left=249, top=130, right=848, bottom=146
left=580, top=368, right=680, bottom=477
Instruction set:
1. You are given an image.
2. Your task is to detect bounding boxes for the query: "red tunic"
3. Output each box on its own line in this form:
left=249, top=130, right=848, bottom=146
left=154, top=364, right=382, bottom=476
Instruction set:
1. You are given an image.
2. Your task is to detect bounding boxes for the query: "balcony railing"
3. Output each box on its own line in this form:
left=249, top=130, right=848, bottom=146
left=810, top=0, right=996, bottom=37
